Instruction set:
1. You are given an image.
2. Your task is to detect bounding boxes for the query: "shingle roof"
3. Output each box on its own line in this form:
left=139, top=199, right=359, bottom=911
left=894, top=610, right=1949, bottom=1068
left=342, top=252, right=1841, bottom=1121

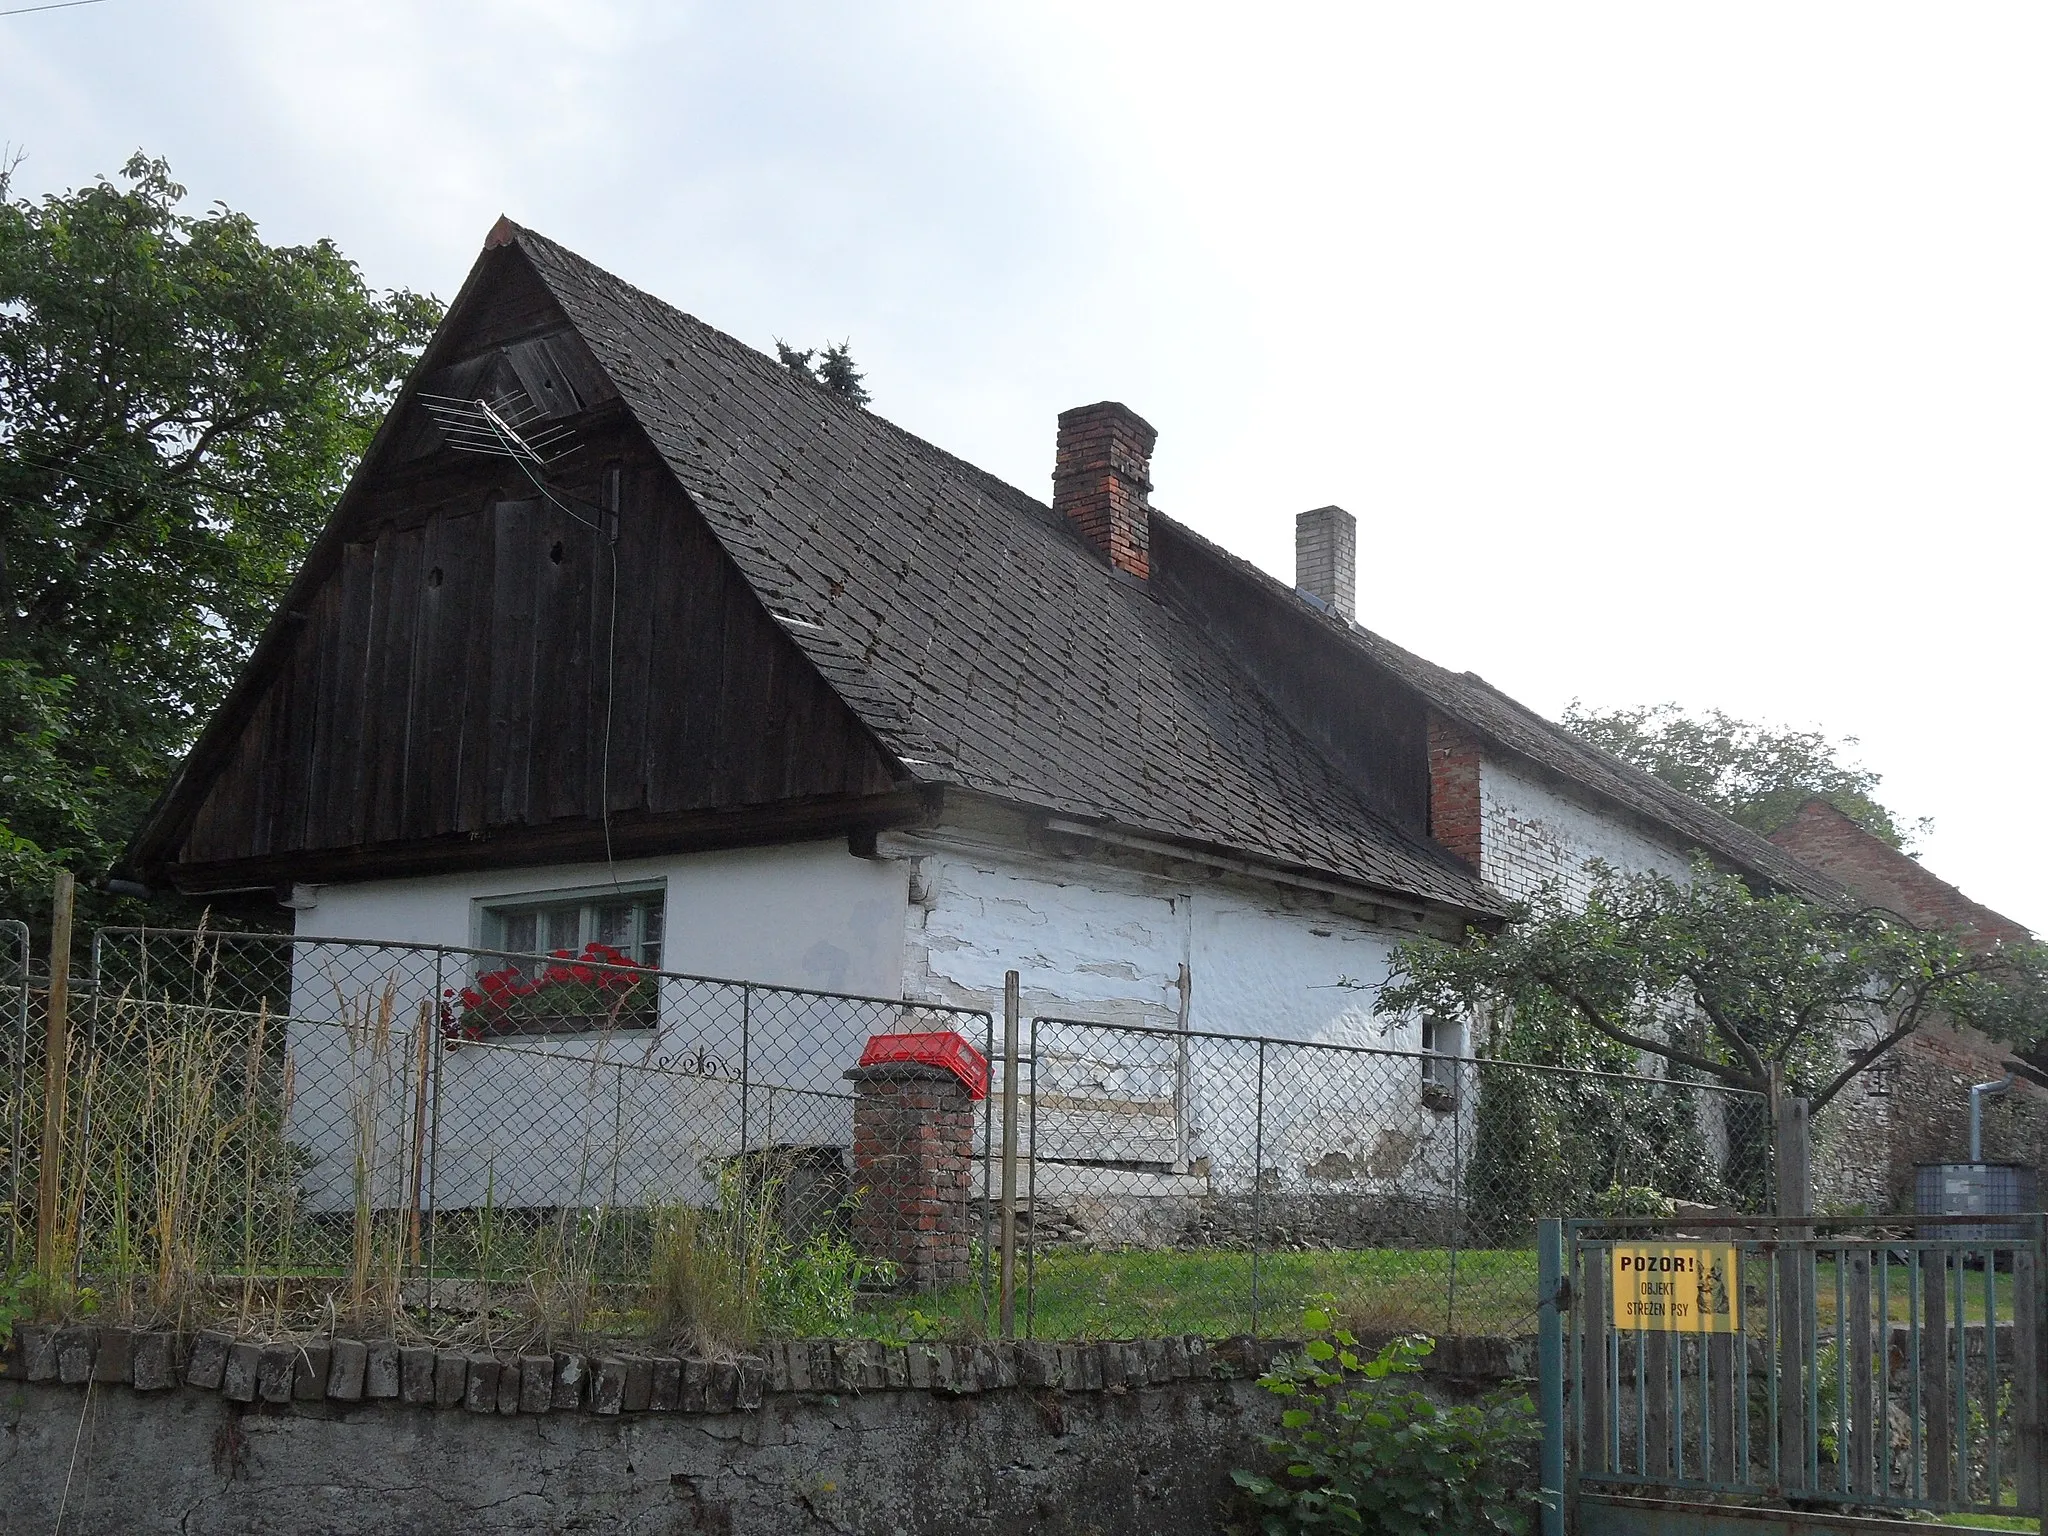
left=1363, top=648, right=1848, bottom=902
left=1151, top=517, right=1844, bottom=902
left=507, top=226, right=1499, bottom=916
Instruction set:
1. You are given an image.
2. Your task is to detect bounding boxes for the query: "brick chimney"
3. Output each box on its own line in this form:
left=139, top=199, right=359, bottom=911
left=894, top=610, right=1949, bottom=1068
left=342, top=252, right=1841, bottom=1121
left=1053, top=402, right=1158, bottom=579
left=1295, top=505, right=1356, bottom=622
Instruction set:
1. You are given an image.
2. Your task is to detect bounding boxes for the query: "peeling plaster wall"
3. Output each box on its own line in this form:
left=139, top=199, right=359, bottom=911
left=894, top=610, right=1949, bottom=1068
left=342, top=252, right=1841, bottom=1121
left=899, top=838, right=1451, bottom=1199
left=902, top=840, right=1406, bottom=1045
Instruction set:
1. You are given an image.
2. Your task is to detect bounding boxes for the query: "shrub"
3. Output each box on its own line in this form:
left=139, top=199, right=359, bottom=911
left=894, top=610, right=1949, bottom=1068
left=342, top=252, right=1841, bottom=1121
left=1232, top=1300, right=1540, bottom=1535
left=1593, top=1183, right=1676, bottom=1220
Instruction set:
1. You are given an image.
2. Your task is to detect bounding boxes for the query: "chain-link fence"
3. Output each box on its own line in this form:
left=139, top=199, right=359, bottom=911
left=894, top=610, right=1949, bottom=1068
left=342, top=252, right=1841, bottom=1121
left=13, top=927, right=994, bottom=1342
left=6, top=924, right=1775, bottom=1348
left=0, top=920, right=30, bottom=1271
left=1015, top=1016, right=1773, bottom=1339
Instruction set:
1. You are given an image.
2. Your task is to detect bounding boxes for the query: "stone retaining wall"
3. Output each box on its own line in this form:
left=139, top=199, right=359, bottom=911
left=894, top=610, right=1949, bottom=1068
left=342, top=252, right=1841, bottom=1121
left=0, top=1325, right=1531, bottom=1534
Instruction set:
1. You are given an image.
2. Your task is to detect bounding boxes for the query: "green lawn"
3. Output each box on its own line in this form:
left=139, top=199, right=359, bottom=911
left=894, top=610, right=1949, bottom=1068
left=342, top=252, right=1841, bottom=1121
left=854, top=1246, right=1542, bottom=1340
left=1809, top=1257, right=2014, bottom=1329
left=844, top=1247, right=2022, bottom=1344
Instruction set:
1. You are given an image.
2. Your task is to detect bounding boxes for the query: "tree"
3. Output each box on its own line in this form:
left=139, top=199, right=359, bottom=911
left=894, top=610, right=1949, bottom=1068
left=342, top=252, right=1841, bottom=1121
left=774, top=337, right=871, bottom=406
left=1561, top=701, right=1927, bottom=850
left=1376, top=861, right=2047, bottom=1117
left=0, top=153, right=441, bottom=928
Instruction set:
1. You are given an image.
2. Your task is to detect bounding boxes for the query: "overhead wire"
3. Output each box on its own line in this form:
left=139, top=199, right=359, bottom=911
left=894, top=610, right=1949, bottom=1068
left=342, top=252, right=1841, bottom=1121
left=4, top=444, right=312, bottom=575
left=470, top=399, right=626, bottom=891
left=0, top=0, right=112, bottom=16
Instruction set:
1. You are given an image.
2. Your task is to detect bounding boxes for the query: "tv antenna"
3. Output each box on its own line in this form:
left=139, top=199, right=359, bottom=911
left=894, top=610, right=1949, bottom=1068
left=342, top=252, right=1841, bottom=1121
left=418, top=392, right=577, bottom=468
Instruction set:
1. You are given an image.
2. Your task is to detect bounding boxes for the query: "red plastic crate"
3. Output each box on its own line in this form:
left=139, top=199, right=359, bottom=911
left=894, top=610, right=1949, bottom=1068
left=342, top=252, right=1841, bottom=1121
left=858, top=1030, right=990, bottom=1101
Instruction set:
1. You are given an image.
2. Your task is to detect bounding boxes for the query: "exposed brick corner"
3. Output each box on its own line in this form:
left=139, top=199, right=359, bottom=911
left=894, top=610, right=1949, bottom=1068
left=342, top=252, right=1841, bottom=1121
left=1426, top=712, right=1485, bottom=872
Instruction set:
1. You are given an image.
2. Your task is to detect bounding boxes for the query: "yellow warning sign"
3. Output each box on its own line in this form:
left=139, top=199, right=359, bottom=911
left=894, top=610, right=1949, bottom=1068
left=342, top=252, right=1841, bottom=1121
left=1611, top=1244, right=1739, bottom=1332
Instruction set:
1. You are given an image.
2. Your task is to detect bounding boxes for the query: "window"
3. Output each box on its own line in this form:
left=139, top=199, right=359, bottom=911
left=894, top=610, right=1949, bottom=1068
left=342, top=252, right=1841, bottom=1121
left=1420, top=1015, right=1462, bottom=1111
left=478, top=884, right=665, bottom=974
left=452, top=884, right=667, bottom=1042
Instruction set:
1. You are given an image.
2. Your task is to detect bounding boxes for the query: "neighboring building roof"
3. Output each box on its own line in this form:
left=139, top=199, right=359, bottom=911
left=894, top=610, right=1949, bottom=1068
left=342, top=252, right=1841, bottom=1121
left=1769, top=798, right=2034, bottom=947
left=484, top=226, right=1499, bottom=915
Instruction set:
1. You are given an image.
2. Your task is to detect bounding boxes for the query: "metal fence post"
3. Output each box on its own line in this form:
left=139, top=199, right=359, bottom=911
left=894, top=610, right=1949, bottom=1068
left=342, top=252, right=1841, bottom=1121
left=1025, top=1025, right=1038, bottom=1340
left=425, top=950, right=445, bottom=1316
left=1446, top=1055, right=1464, bottom=1334
left=738, top=985, right=751, bottom=1155
left=980, top=1008, right=996, bottom=1328
left=34, top=871, right=74, bottom=1284
left=2028, top=1213, right=2048, bottom=1516
left=998, top=970, right=1020, bottom=1339
left=1771, top=1066, right=1812, bottom=1491
left=1537, top=1217, right=1568, bottom=1536
left=1250, top=1037, right=1267, bottom=1334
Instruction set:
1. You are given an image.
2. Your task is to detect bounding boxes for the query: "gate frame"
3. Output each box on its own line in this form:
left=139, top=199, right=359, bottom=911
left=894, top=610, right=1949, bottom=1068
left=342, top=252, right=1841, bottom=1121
left=1538, top=1212, right=2048, bottom=1535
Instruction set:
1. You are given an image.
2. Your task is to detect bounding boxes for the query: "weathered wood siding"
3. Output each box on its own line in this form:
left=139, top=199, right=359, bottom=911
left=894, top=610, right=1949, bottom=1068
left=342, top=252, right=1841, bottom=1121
left=174, top=258, right=900, bottom=872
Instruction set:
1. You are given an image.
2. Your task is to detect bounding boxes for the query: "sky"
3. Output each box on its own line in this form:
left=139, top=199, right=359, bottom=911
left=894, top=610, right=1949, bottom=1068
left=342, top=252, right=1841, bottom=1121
left=6, top=2, right=2044, bottom=929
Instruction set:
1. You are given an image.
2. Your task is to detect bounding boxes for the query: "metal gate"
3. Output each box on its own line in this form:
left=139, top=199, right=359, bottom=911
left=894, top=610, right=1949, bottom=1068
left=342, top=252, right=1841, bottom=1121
left=1537, top=1214, right=2048, bottom=1533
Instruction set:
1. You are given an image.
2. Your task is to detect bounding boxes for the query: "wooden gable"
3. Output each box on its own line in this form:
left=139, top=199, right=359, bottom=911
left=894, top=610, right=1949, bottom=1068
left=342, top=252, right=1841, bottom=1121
left=145, top=250, right=904, bottom=888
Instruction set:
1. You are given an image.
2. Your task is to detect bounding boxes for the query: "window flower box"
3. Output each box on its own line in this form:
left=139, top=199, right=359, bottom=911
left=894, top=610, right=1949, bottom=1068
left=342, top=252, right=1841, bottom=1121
left=440, top=942, right=656, bottom=1046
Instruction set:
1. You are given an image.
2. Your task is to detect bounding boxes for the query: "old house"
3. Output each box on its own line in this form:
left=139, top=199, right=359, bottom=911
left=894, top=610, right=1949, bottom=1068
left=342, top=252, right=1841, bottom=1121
left=128, top=220, right=1858, bottom=1214
left=1768, top=798, right=2044, bottom=1208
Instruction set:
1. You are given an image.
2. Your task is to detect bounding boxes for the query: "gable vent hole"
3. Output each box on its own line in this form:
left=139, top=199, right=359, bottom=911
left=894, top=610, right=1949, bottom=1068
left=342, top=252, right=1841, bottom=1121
left=426, top=567, right=443, bottom=588
left=549, top=541, right=565, bottom=564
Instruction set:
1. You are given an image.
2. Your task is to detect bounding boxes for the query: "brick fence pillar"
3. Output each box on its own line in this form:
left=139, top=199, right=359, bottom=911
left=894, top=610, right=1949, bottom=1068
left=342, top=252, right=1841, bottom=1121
left=844, top=1062, right=974, bottom=1292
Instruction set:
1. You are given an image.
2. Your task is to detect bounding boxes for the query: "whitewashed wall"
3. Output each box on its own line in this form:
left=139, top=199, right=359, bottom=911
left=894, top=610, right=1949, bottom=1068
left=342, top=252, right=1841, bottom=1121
left=1478, top=756, right=1697, bottom=904
left=298, top=841, right=909, bottom=996
left=286, top=842, right=912, bottom=1210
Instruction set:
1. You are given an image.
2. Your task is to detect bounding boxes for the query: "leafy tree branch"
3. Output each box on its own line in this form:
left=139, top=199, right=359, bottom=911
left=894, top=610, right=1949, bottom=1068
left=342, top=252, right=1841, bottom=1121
left=1376, top=861, right=2048, bottom=1107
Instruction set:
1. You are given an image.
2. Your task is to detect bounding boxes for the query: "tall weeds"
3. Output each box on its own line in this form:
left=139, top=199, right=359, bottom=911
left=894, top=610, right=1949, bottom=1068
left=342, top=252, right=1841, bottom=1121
left=644, top=1158, right=890, bottom=1353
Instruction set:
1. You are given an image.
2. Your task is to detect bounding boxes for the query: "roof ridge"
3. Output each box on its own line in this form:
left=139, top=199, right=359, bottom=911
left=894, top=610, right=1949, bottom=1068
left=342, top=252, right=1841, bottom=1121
left=507, top=224, right=1062, bottom=529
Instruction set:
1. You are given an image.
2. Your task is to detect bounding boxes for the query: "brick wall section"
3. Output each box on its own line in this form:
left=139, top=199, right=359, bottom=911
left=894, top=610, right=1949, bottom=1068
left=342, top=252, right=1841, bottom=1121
left=1768, top=799, right=2034, bottom=949
left=1052, top=402, right=1158, bottom=580
left=1426, top=712, right=1485, bottom=872
left=846, top=1062, right=974, bottom=1290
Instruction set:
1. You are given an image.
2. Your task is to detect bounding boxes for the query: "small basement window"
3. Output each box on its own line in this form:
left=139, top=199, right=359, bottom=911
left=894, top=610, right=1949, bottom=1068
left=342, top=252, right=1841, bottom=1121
left=1420, top=1015, right=1463, bottom=1112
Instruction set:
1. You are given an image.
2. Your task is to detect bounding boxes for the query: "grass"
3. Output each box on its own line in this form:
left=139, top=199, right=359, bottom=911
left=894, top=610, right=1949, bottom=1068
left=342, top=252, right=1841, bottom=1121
left=1808, top=1257, right=2015, bottom=1328
left=839, top=1245, right=2027, bottom=1345
left=855, top=1246, right=1543, bottom=1341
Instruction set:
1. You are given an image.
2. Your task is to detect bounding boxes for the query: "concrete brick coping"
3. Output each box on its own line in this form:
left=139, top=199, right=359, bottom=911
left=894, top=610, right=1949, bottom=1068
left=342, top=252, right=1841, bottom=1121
left=0, top=1325, right=1338, bottom=1418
